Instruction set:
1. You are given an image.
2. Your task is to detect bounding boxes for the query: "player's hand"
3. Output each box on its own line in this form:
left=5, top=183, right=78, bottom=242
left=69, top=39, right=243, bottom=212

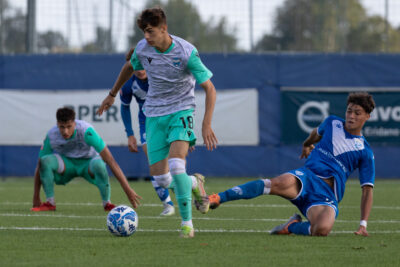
left=354, top=226, right=369, bottom=237
left=128, top=136, right=138, bottom=153
left=300, top=144, right=315, bottom=159
left=202, top=124, right=218, bottom=151
left=96, top=94, right=115, bottom=116
left=125, top=188, right=142, bottom=209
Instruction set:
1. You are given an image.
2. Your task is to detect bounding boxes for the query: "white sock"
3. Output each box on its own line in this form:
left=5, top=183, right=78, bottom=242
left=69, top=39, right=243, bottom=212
left=190, top=175, right=197, bottom=189
left=181, top=220, right=193, bottom=228
left=263, top=178, right=271, bottom=194
left=102, top=200, right=111, bottom=207
left=163, top=196, right=172, bottom=205
left=47, top=197, right=55, bottom=206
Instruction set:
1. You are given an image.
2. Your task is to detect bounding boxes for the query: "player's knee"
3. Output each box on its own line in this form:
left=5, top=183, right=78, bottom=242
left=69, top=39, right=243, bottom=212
left=168, top=158, right=185, bottom=176
left=90, top=159, right=107, bottom=176
left=39, top=155, right=58, bottom=171
left=310, top=224, right=332, bottom=236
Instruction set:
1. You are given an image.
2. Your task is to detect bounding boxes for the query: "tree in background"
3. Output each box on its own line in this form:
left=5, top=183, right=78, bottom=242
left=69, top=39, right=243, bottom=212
left=37, top=31, right=68, bottom=53
left=255, top=0, right=400, bottom=53
left=82, top=26, right=112, bottom=53
left=128, top=0, right=238, bottom=53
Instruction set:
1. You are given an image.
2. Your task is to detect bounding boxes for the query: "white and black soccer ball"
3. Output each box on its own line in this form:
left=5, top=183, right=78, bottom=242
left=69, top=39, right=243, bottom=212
left=107, top=205, right=138, bottom=237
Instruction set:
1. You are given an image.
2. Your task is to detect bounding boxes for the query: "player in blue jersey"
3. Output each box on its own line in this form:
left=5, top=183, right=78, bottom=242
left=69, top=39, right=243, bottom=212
left=120, top=48, right=175, bottom=216
left=32, top=107, right=141, bottom=212
left=97, top=7, right=218, bottom=238
left=209, top=92, right=375, bottom=237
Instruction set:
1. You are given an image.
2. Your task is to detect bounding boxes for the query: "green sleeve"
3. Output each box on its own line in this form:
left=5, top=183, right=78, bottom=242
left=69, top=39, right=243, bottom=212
left=84, top=127, right=106, bottom=153
left=39, top=135, right=53, bottom=158
left=130, top=49, right=144, bottom=71
left=187, top=48, right=213, bottom=84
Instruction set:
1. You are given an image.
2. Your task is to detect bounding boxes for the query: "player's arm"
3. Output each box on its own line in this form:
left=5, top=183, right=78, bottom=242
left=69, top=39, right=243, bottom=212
left=99, top=147, right=141, bottom=208
left=200, top=80, right=218, bottom=151
left=85, top=127, right=141, bottom=208
left=300, top=128, right=321, bottom=159
left=32, top=160, right=42, bottom=207
left=187, top=47, right=218, bottom=151
left=120, top=82, right=138, bottom=153
left=355, top=152, right=375, bottom=237
left=355, top=185, right=373, bottom=237
left=97, top=61, right=134, bottom=116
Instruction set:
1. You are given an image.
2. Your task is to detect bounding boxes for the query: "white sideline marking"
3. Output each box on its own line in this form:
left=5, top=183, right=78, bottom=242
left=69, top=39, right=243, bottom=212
left=2, top=201, right=400, bottom=210
left=1, top=213, right=400, bottom=224
left=0, top=226, right=399, bottom=234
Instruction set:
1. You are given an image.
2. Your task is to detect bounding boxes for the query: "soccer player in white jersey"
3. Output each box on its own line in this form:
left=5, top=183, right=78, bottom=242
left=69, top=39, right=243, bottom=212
left=31, top=107, right=141, bottom=212
left=97, top=7, right=218, bottom=238
left=209, top=92, right=375, bottom=237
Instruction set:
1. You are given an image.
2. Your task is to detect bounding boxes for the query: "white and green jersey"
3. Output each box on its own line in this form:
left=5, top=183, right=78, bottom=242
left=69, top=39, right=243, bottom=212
left=39, top=120, right=105, bottom=159
left=131, top=35, right=213, bottom=117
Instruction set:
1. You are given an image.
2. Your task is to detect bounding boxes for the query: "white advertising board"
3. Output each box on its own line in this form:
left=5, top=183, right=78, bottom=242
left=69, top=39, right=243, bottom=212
left=0, top=89, right=258, bottom=146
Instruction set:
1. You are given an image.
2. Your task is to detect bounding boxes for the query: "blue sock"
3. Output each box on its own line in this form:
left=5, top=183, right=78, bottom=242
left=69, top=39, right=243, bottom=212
left=151, top=177, right=173, bottom=206
left=288, top=222, right=311, bottom=235
left=219, top=180, right=265, bottom=203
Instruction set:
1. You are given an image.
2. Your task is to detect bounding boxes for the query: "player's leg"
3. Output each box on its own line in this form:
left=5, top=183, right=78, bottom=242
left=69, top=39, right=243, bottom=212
left=33, top=154, right=75, bottom=211
left=271, top=169, right=338, bottom=236
left=142, top=143, right=174, bottom=216
left=307, top=205, right=336, bottom=236
left=168, top=141, right=194, bottom=237
left=83, top=157, right=114, bottom=211
left=209, top=173, right=300, bottom=209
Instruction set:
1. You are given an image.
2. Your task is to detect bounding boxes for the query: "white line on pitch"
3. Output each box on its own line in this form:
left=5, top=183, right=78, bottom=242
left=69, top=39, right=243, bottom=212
left=0, top=226, right=399, bottom=234
left=2, top=201, right=400, bottom=210
left=1, top=213, right=399, bottom=224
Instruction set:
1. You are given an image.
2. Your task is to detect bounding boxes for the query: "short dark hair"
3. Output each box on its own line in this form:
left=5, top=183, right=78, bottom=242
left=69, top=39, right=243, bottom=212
left=56, top=107, right=75, bottom=122
left=347, top=92, right=375, bottom=114
left=137, top=7, right=167, bottom=31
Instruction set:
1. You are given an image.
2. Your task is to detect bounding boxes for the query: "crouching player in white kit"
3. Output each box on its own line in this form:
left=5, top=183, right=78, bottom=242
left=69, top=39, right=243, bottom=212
left=98, top=7, right=218, bottom=237
left=209, top=92, right=375, bottom=237
left=31, top=107, right=141, bottom=211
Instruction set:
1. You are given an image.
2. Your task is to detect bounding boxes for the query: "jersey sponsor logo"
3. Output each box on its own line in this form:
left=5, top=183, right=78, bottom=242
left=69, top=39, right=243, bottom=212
left=172, top=57, right=181, bottom=67
left=332, top=120, right=365, bottom=156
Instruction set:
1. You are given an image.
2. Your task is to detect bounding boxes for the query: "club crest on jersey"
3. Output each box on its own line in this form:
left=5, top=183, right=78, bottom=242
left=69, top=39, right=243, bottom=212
left=172, top=57, right=181, bottom=67
left=147, top=57, right=153, bottom=64
left=354, top=138, right=364, bottom=149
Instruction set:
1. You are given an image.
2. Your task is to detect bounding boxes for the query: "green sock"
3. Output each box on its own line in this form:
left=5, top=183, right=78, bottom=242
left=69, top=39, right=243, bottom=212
left=172, top=173, right=192, bottom=221
left=39, top=155, right=59, bottom=198
left=89, top=159, right=111, bottom=202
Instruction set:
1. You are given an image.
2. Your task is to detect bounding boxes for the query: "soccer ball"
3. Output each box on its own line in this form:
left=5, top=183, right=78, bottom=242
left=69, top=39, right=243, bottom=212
left=107, top=205, right=138, bottom=237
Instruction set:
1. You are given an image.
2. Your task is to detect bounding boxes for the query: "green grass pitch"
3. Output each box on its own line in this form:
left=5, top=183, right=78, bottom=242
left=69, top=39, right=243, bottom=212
left=0, top=177, right=399, bottom=266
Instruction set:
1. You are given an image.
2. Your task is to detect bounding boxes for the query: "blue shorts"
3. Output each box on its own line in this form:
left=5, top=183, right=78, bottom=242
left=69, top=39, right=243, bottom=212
left=287, top=167, right=338, bottom=219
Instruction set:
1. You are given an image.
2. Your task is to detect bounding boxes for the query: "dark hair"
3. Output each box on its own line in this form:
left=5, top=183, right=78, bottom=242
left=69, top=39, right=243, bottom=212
left=347, top=92, right=375, bottom=114
left=137, top=7, right=167, bottom=31
left=56, top=107, right=75, bottom=122
left=125, top=47, right=135, bottom=61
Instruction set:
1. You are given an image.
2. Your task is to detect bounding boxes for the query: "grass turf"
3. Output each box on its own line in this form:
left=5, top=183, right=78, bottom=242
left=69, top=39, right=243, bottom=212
left=0, top=177, right=399, bottom=266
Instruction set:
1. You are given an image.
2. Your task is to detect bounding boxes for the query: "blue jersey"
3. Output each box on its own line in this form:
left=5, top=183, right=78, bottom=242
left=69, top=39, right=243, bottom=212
left=304, top=115, right=375, bottom=203
left=120, top=75, right=149, bottom=107
left=120, top=75, right=149, bottom=139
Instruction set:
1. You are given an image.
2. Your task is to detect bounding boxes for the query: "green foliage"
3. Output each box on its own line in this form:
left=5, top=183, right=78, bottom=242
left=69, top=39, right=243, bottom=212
left=0, top=177, right=399, bottom=266
left=255, top=0, right=400, bottom=53
left=128, top=0, right=238, bottom=53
